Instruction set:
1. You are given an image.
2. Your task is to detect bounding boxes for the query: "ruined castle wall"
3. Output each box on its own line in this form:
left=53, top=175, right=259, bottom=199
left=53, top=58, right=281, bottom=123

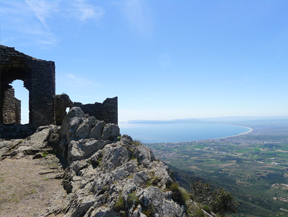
left=0, top=45, right=55, bottom=129
left=73, top=97, right=118, bottom=124
left=1, top=88, right=21, bottom=124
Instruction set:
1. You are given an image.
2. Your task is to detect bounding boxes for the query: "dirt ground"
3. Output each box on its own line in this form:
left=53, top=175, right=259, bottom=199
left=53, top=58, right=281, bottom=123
left=0, top=155, right=67, bottom=217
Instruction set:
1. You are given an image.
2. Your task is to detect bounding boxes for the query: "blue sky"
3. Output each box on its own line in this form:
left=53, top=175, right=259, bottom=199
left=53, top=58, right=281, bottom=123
left=0, top=0, right=287, bottom=124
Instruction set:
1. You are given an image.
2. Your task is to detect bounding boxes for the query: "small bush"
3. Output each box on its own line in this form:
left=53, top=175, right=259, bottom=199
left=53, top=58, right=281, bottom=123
left=170, top=182, right=187, bottom=206
left=132, top=140, right=141, bottom=146
left=113, top=193, right=125, bottom=212
left=201, top=205, right=211, bottom=213
left=142, top=204, right=155, bottom=217
left=127, top=191, right=140, bottom=207
left=151, top=176, right=160, bottom=186
left=195, top=208, right=205, bottom=217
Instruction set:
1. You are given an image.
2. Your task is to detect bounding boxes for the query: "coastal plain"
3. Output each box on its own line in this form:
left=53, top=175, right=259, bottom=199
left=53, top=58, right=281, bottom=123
left=146, top=119, right=288, bottom=216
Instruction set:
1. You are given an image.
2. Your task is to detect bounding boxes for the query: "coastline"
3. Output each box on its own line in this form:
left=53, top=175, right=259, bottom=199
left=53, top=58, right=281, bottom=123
left=213, top=125, right=253, bottom=140
left=122, top=123, right=254, bottom=144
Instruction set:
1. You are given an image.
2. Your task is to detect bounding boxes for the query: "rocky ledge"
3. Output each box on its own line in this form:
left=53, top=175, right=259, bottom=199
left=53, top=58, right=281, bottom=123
left=0, top=107, right=214, bottom=217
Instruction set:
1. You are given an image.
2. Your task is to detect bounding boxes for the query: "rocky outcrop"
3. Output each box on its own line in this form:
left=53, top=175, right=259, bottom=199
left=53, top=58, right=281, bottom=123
left=0, top=107, right=193, bottom=217
left=52, top=107, right=184, bottom=216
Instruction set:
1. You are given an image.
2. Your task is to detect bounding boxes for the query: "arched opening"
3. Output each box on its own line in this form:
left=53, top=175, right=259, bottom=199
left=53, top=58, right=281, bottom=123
left=11, top=80, right=29, bottom=124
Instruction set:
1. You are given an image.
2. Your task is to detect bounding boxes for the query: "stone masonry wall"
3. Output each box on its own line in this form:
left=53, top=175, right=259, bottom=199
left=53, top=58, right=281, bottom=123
left=0, top=45, right=55, bottom=129
left=73, top=97, right=118, bottom=124
left=0, top=45, right=118, bottom=131
left=1, top=88, right=21, bottom=124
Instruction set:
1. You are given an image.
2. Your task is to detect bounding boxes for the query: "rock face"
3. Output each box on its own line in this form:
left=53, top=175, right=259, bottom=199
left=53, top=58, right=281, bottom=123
left=0, top=107, right=188, bottom=217
left=54, top=108, right=184, bottom=217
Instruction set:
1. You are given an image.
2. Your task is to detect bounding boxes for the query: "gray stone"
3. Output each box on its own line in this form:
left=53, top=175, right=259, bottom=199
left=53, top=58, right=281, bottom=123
left=133, top=171, right=149, bottom=187
left=101, top=123, right=120, bottom=141
left=75, top=116, right=96, bottom=140
left=101, top=144, right=130, bottom=171
left=68, top=139, right=108, bottom=163
left=89, top=121, right=105, bottom=140
left=134, top=144, right=156, bottom=165
left=60, top=107, right=85, bottom=142
left=89, top=206, right=120, bottom=217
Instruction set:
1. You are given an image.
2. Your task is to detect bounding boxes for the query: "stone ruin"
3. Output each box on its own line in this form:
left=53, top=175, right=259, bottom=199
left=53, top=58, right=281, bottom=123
left=0, top=45, right=118, bottom=134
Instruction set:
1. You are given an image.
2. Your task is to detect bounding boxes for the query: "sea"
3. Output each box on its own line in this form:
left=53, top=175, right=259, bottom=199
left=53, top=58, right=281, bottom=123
left=119, top=123, right=251, bottom=143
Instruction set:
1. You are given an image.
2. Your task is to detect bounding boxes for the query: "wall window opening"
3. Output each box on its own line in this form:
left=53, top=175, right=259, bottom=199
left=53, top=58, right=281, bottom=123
left=11, top=80, right=29, bottom=124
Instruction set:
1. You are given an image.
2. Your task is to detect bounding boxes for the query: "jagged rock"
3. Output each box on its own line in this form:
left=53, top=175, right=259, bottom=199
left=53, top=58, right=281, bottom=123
left=89, top=121, right=105, bottom=140
left=16, top=125, right=55, bottom=155
left=88, top=206, right=120, bottom=217
left=67, top=139, right=108, bottom=163
left=133, top=171, right=150, bottom=187
left=112, top=161, right=138, bottom=180
left=60, top=107, right=85, bottom=142
left=134, top=143, right=156, bottom=165
left=75, top=116, right=97, bottom=140
left=58, top=107, right=120, bottom=163
left=101, top=123, right=120, bottom=141
left=138, top=187, right=184, bottom=216
left=101, top=143, right=131, bottom=172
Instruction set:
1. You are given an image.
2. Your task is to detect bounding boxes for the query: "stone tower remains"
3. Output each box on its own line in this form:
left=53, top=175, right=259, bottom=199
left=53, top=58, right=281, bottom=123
left=0, top=45, right=118, bottom=131
left=0, top=45, right=55, bottom=129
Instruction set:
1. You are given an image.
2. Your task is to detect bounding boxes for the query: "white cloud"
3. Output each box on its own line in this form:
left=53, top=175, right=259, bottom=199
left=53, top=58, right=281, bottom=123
left=72, top=0, right=105, bottom=22
left=0, top=0, right=57, bottom=46
left=66, top=74, right=99, bottom=86
left=0, top=0, right=105, bottom=47
left=25, top=0, right=58, bottom=33
left=120, top=0, right=153, bottom=37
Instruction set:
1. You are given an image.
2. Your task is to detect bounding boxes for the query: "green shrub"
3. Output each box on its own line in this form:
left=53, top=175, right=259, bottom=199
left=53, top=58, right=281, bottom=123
left=170, top=182, right=187, bottom=206
left=211, top=188, right=239, bottom=214
left=201, top=204, right=211, bottom=213
left=192, top=180, right=239, bottom=215
left=195, top=208, right=205, bottom=217
left=132, top=140, right=141, bottom=146
left=127, top=191, right=140, bottom=207
left=113, top=194, right=125, bottom=212
left=142, top=204, right=155, bottom=217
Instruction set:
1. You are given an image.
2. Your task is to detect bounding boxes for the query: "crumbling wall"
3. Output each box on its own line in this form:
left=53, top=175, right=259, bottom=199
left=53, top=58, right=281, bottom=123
left=0, top=45, right=118, bottom=131
left=1, top=88, right=21, bottom=124
left=73, top=97, right=118, bottom=124
left=0, top=45, right=55, bottom=129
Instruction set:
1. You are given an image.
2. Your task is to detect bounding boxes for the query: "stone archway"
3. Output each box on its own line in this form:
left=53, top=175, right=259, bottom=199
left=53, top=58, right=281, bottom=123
left=0, top=45, right=55, bottom=129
